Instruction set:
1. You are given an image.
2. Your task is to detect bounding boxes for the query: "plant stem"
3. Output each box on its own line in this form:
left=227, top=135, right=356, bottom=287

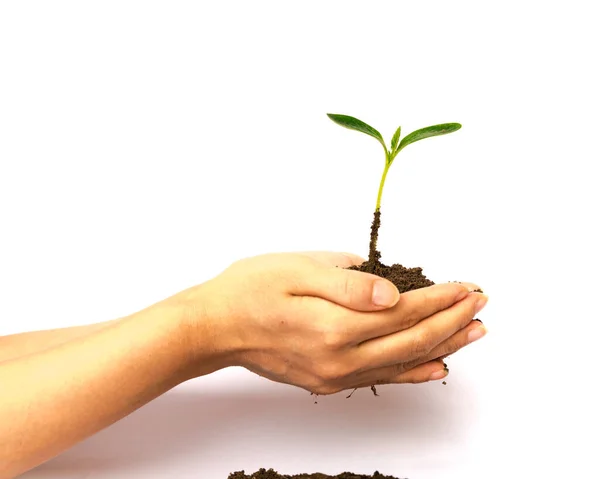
left=375, top=162, right=390, bottom=212
left=368, top=153, right=391, bottom=266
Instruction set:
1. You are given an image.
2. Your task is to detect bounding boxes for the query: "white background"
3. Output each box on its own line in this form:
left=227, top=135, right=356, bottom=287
left=1, top=1, right=599, bottom=478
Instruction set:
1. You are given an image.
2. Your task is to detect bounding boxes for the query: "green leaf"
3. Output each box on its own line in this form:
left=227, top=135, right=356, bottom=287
left=397, top=123, right=462, bottom=152
left=390, top=126, right=401, bottom=151
left=327, top=114, right=386, bottom=150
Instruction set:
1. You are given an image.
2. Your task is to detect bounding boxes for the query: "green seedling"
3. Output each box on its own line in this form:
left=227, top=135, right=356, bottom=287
left=327, top=113, right=461, bottom=264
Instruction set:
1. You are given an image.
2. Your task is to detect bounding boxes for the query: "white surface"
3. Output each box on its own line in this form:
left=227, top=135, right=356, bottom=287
left=0, top=1, right=598, bottom=478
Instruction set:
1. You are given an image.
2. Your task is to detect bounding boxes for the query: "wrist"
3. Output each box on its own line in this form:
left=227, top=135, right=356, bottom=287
left=171, top=280, right=240, bottom=380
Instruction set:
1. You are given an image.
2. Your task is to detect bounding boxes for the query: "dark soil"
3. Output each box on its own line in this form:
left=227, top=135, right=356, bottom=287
left=347, top=210, right=434, bottom=294
left=228, top=469, right=404, bottom=479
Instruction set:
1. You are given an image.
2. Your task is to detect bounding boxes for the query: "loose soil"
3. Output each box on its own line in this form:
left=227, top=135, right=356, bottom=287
left=347, top=210, right=434, bottom=294
left=228, top=469, right=404, bottom=479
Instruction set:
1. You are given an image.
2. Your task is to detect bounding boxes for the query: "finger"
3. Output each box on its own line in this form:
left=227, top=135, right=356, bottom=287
left=354, top=291, right=488, bottom=369
left=296, top=251, right=366, bottom=268
left=449, top=282, right=481, bottom=293
left=349, top=359, right=448, bottom=389
left=292, top=264, right=401, bottom=312
left=402, top=319, right=487, bottom=370
left=352, top=282, right=476, bottom=342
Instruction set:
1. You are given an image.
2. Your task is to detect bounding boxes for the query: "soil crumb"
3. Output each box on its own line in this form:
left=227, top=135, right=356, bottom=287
left=228, top=469, right=404, bottom=479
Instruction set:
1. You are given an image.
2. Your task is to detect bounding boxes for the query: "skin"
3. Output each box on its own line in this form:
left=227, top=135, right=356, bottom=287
left=0, top=251, right=487, bottom=478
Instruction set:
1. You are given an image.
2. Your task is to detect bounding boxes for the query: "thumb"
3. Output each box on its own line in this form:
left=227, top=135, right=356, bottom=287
left=294, top=266, right=400, bottom=312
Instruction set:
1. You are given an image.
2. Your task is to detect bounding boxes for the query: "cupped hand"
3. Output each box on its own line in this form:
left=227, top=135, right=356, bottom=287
left=183, top=251, right=487, bottom=395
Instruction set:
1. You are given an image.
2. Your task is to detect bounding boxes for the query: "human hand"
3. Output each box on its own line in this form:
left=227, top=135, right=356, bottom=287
left=182, top=251, right=487, bottom=395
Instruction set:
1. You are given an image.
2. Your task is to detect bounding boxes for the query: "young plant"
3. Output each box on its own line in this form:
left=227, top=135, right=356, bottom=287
left=327, top=113, right=461, bottom=267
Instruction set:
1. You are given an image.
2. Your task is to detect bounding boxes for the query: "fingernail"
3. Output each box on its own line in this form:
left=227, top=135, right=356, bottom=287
left=473, top=294, right=488, bottom=314
left=372, top=280, right=399, bottom=307
left=467, top=325, right=487, bottom=343
left=473, top=318, right=483, bottom=323
left=429, top=369, right=448, bottom=381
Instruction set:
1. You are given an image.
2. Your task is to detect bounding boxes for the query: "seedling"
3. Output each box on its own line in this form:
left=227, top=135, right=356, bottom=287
left=327, top=113, right=461, bottom=271
left=325, top=114, right=463, bottom=400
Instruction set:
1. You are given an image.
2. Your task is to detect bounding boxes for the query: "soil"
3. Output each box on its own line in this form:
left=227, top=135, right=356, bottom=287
left=228, top=469, right=404, bottom=479
left=347, top=210, right=434, bottom=294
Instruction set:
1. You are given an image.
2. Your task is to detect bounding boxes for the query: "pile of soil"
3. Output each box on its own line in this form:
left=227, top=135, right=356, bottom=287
left=347, top=211, right=434, bottom=294
left=228, top=469, right=404, bottom=479
left=349, top=260, right=434, bottom=294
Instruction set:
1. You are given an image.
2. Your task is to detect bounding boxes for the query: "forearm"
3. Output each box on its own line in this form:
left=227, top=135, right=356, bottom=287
left=0, top=320, right=118, bottom=363
left=0, top=299, right=217, bottom=479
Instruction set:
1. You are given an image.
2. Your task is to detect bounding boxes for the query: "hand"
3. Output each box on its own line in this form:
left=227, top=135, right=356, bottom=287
left=0, top=250, right=486, bottom=477
left=182, top=251, right=487, bottom=395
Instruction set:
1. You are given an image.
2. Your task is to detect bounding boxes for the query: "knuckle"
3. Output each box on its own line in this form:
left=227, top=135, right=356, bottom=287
left=321, top=325, right=346, bottom=350
left=339, top=271, right=371, bottom=305
left=341, top=274, right=356, bottom=301
left=401, top=358, right=419, bottom=371
left=444, top=338, right=462, bottom=356
left=401, top=311, right=420, bottom=328
left=393, top=363, right=406, bottom=376
left=397, top=293, right=424, bottom=326
left=431, top=287, right=457, bottom=316
left=410, top=331, right=432, bottom=357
